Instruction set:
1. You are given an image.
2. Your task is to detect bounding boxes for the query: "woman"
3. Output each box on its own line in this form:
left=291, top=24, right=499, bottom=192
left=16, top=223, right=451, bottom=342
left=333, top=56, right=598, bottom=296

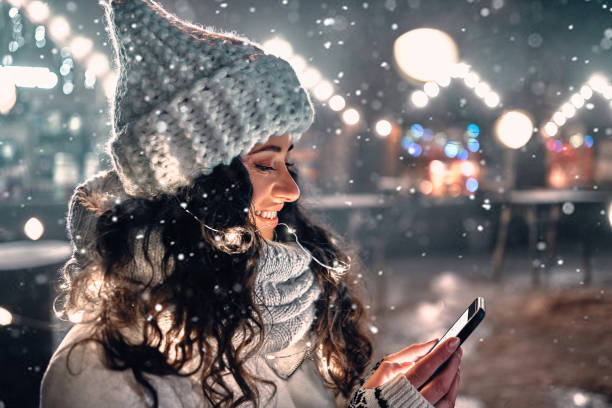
left=40, top=1, right=462, bottom=407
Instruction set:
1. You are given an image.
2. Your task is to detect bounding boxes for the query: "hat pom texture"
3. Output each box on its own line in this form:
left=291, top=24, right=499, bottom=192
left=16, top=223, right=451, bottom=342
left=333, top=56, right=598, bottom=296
left=103, top=0, right=315, bottom=198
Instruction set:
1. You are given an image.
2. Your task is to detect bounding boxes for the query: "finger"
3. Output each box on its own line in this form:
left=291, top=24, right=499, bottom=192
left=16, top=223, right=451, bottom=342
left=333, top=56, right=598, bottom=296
left=418, top=350, right=461, bottom=404
left=433, top=372, right=460, bottom=408
left=362, top=360, right=414, bottom=389
left=384, top=339, right=438, bottom=365
left=406, top=337, right=460, bottom=389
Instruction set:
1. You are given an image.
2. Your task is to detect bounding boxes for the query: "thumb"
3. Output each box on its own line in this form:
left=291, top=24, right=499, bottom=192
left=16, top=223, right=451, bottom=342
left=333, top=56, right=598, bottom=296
left=385, top=339, right=439, bottom=365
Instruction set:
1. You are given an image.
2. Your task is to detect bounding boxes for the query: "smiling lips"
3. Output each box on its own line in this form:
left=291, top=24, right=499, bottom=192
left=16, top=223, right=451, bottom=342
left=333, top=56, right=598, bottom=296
left=255, top=210, right=277, bottom=219
left=254, top=206, right=283, bottom=221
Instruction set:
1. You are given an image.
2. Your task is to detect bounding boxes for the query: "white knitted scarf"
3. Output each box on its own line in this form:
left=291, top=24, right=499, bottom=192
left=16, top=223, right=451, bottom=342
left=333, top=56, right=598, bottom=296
left=254, top=240, right=321, bottom=355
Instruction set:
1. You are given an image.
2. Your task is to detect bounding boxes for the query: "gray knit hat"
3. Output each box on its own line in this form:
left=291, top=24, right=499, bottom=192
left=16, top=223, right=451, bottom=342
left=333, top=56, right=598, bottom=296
left=103, top=0, right=315, bottom=198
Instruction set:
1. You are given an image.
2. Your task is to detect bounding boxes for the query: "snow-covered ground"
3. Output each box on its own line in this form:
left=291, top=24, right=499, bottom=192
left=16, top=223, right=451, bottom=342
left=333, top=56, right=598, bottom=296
left=368, top=252, right=612, bottom=408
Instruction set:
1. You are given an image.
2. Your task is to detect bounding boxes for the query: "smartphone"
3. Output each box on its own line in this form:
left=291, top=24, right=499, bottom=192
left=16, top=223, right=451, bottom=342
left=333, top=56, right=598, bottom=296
left=420, top=297, right=485, bottom=389
left=430, top=297, right=486, bottom=353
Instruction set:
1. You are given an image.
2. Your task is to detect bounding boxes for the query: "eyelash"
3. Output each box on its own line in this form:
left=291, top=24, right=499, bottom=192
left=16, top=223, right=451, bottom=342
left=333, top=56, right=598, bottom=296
left=255, top=162, right=295, bottom=172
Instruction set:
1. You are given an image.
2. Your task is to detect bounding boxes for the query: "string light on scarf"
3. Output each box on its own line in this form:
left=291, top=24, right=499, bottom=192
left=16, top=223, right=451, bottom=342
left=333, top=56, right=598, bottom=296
left=542, top=73, right=612, bottom=138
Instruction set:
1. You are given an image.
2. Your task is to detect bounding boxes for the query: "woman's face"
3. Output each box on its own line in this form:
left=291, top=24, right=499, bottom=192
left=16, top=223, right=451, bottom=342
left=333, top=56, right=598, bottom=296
left=241, top=133, right=300, bottom=240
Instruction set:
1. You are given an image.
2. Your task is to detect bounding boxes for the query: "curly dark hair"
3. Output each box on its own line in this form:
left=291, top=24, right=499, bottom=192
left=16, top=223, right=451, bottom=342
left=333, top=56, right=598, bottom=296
left=58, top=157, right=374, bottom=407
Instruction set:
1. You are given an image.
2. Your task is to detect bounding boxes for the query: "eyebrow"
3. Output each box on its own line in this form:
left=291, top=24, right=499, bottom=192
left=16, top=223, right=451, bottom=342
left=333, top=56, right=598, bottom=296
left=249, top=143, right=294, bottom=154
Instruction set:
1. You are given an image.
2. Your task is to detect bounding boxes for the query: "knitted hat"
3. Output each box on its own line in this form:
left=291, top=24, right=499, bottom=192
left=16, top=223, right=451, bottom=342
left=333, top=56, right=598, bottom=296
left=103, top=0, right=315, bottom=198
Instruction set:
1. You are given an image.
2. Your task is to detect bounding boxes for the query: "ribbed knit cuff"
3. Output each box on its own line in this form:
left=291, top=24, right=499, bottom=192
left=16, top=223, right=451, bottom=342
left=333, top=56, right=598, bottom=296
left=348, top=374, right=434, bottom=408
left=376, top=374, right=433, bottom=408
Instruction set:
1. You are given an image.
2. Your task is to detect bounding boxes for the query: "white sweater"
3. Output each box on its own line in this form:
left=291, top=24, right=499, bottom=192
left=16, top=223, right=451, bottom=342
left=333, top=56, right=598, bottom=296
left=40, top=323, right=432, bottom=408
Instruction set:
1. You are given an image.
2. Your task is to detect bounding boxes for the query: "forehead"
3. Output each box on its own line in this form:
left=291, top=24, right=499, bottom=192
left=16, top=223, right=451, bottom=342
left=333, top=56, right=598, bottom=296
left=248, top=133, right=292, bottom=153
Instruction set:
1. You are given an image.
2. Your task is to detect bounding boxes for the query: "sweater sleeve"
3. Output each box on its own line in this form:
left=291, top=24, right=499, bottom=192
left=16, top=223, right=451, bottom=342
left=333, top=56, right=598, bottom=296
left=347, top=360, right=434, bottom=408
left=40, top=333, right=201, bottom=408
left=40, top=342, right=149, bottom=408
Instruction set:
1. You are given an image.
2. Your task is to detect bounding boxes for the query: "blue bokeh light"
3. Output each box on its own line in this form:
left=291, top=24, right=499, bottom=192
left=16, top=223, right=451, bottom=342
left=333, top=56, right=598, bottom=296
left=584, top=135, right=594, bottom=148
left=467, top=123, right=480, bottom=138
left=457, top=149, right=469, bottom=161
left=422, top=128, right=434, bottom=142
left=410, top=124, right=424, bottom=139
left=408, top=142, right=423, bottom=157
left=401, top=136, right=411, bottom=150
left=467, top=138, right=480, bottom=152
left=444, top=142, right=460, bottom=158
left=466, top=177, right=479, bottom=193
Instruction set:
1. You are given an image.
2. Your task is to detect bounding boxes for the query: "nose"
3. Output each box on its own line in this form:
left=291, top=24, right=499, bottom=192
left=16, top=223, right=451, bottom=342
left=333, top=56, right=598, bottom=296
left=273, top=166, right=300, bottom=203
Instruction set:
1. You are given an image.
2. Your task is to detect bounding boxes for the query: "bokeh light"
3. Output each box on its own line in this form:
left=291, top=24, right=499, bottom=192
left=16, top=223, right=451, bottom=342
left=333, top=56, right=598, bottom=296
left=313, top=80, right=334, bottom=101
left=467, top=123, right=480, bottom=137
left=553, top=111, right=566, bottom=127
left=495, top=110, right=534, bottom=149
left=424, top=81, right=440, bottom=97
left=262, top=37, right=293, bottom=59
left=466, top=177, right=479, bottom=193
left=484, top=91, right=500, bottom=108
left=467, top=138, right=480, bottom=152
left=86, top=53, right=110, bottom=77
left=69, top=36, right=94, bottom=60
left=328, top=94, right=346, bottom=111
left=24, top=217, right=44, bottom=240
left=543, top=121, right=558, bottom=137
left=411, top=90, right=429, bottom=108
left=393, top=28, right=459, bottom=83
left=411, top=123, right=424, bottom=138
left=407, top=142, right=422, bottom=157
left=0, top=71, right=17, bottom=114
left=26, top=1, right=50, bottom=23
left=569, top=133, right=584, bottom=148
left=444, top=141, right=460, bottom=158
left=457, top=149, right=469, bottom=160
left=48, top=16, right=71, bottom=42
left=0, top=307, right=13, bottom=326
left=301, top=67, right=321, bottom=88
left=561, top=103, right=576, bottom=118
left=375, top=120, right=393, bottom=137
left=461, top=161, right=477, bottom=177
left=342, top=108, right=360, bottom=125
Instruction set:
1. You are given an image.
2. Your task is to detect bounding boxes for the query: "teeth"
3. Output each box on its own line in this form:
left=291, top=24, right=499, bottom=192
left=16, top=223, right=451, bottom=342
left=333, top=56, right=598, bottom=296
left=255, top=210, right=277, bottom=219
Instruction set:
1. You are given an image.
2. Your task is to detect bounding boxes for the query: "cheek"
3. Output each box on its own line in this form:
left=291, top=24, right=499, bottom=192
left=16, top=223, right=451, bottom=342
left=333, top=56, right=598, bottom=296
left=246, top=169, right=269, bottom=204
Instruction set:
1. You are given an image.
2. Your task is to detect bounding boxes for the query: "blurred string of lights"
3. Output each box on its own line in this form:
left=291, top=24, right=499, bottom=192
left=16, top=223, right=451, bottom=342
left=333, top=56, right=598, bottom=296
left=0, top=0, right=115, bottom=115
left=261, top=37, right=360, bottom=126
left=393, top=28, right=501, bottom=110
left=541, top=74, right=612, bottom=152
left=409, top=62, right=501, bottom=110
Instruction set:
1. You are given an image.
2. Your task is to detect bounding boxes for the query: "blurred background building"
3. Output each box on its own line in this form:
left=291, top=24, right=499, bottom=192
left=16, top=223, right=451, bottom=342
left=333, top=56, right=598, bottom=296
left=1, top=0, right=612, bottom=407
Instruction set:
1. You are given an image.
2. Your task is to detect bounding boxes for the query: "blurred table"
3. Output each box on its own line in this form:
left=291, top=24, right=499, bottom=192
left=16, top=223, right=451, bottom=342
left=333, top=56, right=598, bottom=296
left=0, top=240, right=71, bottom=408
left=491, top=189, right=612, bottom=286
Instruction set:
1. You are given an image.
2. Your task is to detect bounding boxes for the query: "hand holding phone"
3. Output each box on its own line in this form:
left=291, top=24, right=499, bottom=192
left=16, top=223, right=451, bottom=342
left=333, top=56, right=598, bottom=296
left=420, top=297, right=486, bottom=388
left=430, top=297, right=486, bottom=354
left=362, top=297, right=485, bottom=406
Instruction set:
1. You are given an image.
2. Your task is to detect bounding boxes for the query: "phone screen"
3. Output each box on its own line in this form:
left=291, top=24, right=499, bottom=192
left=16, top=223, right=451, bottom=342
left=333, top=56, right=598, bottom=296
left=429, top=297, right=485, bottom=353
left=431, top=308, right=470, bottom=352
